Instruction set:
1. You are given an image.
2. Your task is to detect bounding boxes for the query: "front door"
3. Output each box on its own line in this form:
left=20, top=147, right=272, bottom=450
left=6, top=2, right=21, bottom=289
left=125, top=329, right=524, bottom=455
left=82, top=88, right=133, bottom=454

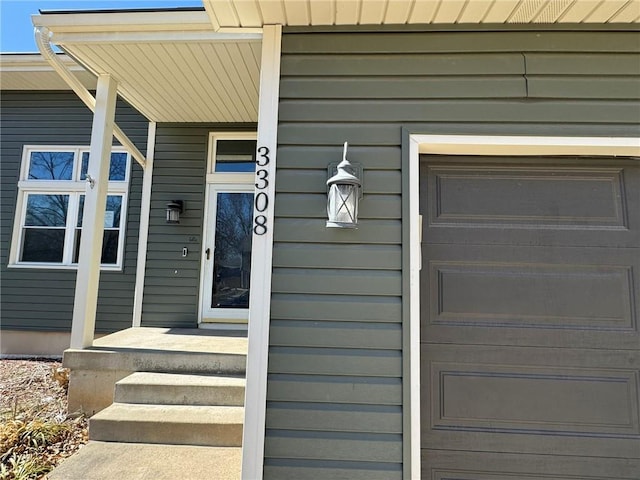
left=200, top=132, right=257, bottom=324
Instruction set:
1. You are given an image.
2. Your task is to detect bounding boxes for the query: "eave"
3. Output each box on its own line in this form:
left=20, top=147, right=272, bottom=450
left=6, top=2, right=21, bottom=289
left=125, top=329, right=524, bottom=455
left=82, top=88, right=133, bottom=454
left=0, top=53, right=97, bottom=90
left=203, top=0, right=640, bottom=27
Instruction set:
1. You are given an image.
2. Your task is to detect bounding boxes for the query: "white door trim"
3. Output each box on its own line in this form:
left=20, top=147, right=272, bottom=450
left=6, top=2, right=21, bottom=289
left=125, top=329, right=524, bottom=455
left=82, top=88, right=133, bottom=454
left=200, top=183, right=254, bottom=323
left=241, top=24, right=282, bottom=480
left=408, top=133, right=640, bottom=480
left=199, top=131, right=257, bottom=326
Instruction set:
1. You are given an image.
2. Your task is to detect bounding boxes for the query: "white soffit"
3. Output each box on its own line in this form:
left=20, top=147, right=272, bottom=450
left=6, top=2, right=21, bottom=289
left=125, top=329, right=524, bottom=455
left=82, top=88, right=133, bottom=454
left=0, top=54, right=97, bottom=90
left=32, top=10, right=262, bottom=123
left=204, top=0, right=640, bottom=27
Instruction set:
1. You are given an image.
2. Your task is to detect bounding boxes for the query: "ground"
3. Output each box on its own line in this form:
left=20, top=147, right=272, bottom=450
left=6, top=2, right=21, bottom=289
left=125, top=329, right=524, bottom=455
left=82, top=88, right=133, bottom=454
left=0, top=359, right=88, bottom=480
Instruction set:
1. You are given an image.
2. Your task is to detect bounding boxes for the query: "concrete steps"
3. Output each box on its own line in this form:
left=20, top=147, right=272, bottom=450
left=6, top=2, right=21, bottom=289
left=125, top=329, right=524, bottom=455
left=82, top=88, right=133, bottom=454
left=63, top=328, right=248, bottom=415
left=115, top=372, right=245, bottom=406
left=52, top=328, right=247, bottom=479
left=89, top=371, right=245, bottom=447
left=90, top=403, right=244, bottom=446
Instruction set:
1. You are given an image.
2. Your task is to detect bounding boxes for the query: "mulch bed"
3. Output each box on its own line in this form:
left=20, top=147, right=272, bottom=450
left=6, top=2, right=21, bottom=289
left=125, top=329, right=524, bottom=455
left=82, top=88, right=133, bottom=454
left=0, top=359, right=88, bottom=480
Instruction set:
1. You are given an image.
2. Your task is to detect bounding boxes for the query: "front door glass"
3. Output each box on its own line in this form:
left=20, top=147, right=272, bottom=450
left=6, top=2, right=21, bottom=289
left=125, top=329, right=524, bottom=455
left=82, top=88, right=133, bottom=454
left=212, top=192, right=253, bottom=309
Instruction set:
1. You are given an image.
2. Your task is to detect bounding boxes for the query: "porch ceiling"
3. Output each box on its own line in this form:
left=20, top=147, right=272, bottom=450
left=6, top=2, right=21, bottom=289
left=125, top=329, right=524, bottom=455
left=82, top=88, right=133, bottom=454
left=32, top=10, right=262, bottom=123
left=204, top=0, right=640, bottom=26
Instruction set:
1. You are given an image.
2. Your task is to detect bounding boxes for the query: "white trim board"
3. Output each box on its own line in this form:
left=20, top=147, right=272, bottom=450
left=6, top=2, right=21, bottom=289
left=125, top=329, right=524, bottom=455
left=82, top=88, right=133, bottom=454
left=407, top=133, right=640, bottom=480
left=241, top=24, right=282, bottom=480
left=132, top=121, right=156, bottom=328
left=416, top=135, right=640, bottom=156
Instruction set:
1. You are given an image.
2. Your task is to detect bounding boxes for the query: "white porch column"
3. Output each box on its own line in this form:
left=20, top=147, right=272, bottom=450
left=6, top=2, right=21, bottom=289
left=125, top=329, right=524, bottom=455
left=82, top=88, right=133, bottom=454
left=70, top=74, right=118, bottom=349
left=242, top=24, right=282, bottom=480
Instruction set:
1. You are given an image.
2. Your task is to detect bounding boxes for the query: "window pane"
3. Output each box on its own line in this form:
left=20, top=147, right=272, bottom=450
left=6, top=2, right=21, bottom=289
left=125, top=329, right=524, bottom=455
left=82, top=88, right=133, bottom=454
left=101, top=230, right=119, bottom=264
left=25, top=194, right=68, bottom=227
left=214, top=140, right=256, bottom=173
left=77, top=195, right=122, bottom=228
left=72, top=229, right=120, bottom=265
left=28, top=151, right=74, bottom=180
left=212, top=192, right=253, bottom=308
left=81, top=152, right=128, bottom=181
left=21, top=228, right=65, bottom=262
left=108, top=153, right=128, bottom=181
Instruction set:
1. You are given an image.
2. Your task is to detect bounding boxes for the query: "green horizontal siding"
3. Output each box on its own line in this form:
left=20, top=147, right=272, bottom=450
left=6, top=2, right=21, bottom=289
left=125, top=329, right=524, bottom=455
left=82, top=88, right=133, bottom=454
left=267, top=374, right=402, bottom=404
left=269, top=320, right=401, bottom=349
left=264, top=459, right=402, bottom=480
left=266, top=402, right=402, bottom=433
left=0, top=91, right=147, bottom=334
left=266, top=27, right=640, bottom=479
left=282, top=31, right=640, bottom=53
left=140, top=123, right=255, bottom=327
left=272, top=244, right=401, bottom=269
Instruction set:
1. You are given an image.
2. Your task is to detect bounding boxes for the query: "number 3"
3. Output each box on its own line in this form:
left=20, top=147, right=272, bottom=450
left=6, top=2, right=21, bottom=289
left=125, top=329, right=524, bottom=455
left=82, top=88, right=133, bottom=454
left=255, top=170, right=268, bottom=189
left=257, top=146, right=270, bottom=167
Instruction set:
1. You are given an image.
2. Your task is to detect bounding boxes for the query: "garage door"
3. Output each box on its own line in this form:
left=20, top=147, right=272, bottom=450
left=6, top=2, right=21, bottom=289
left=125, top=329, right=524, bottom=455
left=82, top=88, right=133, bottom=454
left=420, top=155, right=640, bottom=478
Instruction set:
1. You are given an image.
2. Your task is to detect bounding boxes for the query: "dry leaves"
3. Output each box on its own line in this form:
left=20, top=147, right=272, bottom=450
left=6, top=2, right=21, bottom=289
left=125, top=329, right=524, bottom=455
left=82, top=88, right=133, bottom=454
left=0, top=360, right=88, bottom=480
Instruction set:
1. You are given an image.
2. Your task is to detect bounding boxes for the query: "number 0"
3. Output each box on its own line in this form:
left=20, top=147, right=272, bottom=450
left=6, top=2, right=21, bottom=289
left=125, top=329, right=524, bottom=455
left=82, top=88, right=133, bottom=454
left=255, top=192, right=268, bottom=212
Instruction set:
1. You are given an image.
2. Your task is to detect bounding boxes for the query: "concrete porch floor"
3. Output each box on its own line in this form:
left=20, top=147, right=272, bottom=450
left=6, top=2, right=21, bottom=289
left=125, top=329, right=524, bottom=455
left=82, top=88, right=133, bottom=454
left=90, top=326, right=248, bottom=354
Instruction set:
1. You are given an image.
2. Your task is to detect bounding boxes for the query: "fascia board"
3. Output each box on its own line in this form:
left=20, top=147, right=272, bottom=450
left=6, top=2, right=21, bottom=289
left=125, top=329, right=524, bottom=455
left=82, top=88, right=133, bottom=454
left=31, top=10, right=213, bottom=33
left=49, top=30, right=262, bottom=45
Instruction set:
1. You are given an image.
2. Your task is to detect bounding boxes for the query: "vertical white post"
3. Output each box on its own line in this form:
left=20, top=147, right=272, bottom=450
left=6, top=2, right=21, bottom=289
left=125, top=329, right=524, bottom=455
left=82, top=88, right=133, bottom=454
left=132, top=121, right=156, bottom=327
left=70, top=74, right=118, bottom=349
left=242, top=24, right=282, bottom=480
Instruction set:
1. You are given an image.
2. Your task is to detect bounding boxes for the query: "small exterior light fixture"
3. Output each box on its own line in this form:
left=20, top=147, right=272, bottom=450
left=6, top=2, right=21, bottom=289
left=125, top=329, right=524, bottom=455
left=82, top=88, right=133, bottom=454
left=327, top=142, right=362, bottom=229
left=166, top=200, right=184, bottom=224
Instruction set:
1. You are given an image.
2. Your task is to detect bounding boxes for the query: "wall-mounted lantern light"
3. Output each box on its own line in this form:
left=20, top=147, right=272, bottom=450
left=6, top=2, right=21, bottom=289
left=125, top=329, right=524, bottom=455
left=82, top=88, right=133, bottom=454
left=327, top=142, right=362, bottom=229
left=166, top=200, right=184, bottom=224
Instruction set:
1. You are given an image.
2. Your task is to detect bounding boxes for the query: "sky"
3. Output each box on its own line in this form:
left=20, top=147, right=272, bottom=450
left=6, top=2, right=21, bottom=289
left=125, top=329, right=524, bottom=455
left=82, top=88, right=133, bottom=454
left=1, top=0, right=203, bottom=52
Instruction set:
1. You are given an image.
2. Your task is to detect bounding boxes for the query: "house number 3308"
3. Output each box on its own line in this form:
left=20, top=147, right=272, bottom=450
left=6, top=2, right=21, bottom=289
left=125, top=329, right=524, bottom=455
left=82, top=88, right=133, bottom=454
left=253, top=146, right=270, bottom=235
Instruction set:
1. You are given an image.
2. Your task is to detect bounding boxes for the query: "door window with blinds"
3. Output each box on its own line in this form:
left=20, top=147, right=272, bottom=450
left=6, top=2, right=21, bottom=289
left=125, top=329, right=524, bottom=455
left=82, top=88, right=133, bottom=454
left=200, top=133, right=257, bottom=323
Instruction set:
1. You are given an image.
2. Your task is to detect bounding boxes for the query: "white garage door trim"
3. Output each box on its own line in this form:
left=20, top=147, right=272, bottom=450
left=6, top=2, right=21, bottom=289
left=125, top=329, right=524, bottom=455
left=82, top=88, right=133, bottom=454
left=407, top=134, right=640, bottom=480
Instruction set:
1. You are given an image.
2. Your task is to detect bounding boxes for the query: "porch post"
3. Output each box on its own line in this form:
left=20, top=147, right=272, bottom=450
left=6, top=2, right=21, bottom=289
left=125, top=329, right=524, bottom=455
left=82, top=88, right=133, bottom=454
left=242, top=24, right=282, bottom=480
left=70, top=74, right=118, bottom=349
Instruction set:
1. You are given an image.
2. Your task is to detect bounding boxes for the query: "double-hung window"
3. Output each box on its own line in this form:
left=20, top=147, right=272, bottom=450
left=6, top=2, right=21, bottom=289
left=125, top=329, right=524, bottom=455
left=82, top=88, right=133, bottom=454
left=10, top=146, right=131, bottom=269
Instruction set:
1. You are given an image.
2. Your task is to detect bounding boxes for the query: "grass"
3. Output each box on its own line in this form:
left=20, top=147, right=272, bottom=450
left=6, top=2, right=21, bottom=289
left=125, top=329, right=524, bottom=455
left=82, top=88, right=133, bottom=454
left=0, top=360, right=88, bottom=480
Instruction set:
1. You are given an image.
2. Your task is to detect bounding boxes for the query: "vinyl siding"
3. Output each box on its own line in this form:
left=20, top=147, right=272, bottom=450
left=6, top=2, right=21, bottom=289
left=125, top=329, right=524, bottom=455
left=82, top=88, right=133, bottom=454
left=0, top=91, right=148, bottom=333
left=140, top=123, right=255, bottom=327
left=266, top=28, right=640, bottom=479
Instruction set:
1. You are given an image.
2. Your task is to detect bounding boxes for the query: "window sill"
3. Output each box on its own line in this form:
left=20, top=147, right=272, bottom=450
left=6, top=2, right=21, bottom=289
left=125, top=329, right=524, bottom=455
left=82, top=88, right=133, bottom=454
left=7, top=263, right=123, bottom=272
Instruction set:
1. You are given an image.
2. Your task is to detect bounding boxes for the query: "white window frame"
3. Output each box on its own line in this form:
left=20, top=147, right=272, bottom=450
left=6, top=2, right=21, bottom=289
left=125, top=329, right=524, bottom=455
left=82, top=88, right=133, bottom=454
left=9, top=145, right=131, bottom=270
left=199, top=132, right=257, bottom=324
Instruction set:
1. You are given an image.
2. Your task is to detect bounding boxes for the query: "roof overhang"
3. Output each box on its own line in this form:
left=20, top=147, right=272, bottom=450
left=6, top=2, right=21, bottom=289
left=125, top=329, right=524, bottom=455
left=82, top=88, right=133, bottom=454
left=31, top=9, right=262, bottom=123
left=204, top=0, right=639, bottom=26
left=0, top=53, right=97, bottom=90
left=8, top=1, right=638, bottom=122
